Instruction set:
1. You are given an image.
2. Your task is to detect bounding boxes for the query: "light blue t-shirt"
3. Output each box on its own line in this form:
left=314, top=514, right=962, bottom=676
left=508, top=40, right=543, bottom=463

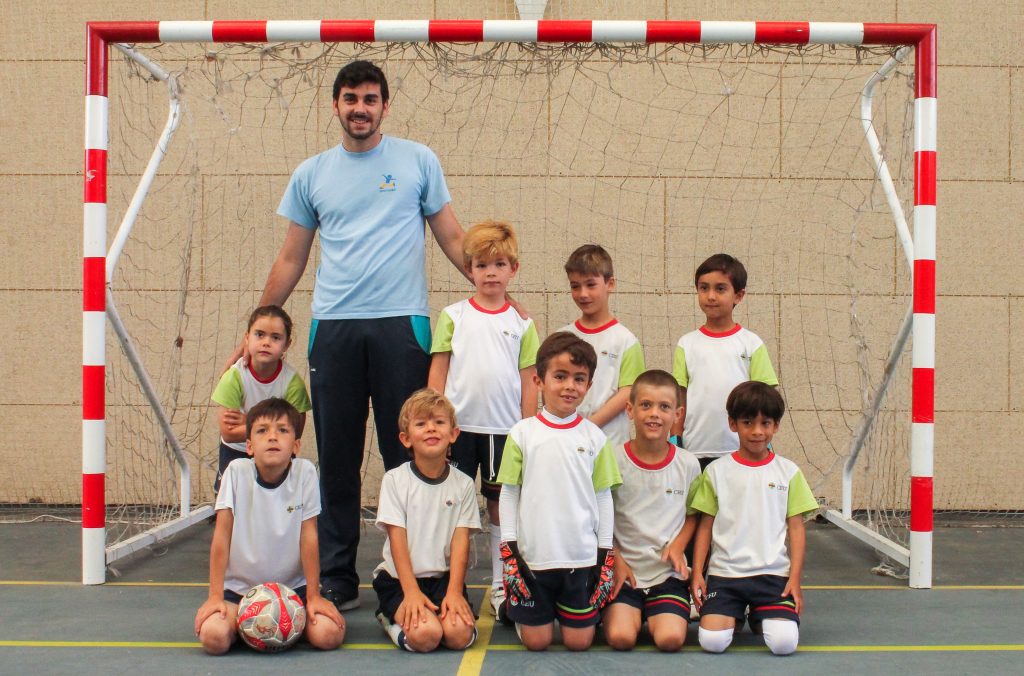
left=277, top=135, right=451, bottom=319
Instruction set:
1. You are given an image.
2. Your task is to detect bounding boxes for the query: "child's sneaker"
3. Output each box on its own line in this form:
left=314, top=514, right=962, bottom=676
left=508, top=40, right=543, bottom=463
left=489, top=585, right=505, bottom=618
left=375, top=611, right=414, bottom=651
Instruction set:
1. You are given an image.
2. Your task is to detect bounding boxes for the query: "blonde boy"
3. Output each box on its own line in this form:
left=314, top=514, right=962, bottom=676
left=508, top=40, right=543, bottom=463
left=194, top=398, right=344, bottom=654
left=671, top=254, right=778, bottom=467
left=371, top=389, right=480, bottom=652
left=428, top=220, right=540, bottom=615
left=561, top=245, right=645, bottom=447
left=603, top=370, right=702, bottom=652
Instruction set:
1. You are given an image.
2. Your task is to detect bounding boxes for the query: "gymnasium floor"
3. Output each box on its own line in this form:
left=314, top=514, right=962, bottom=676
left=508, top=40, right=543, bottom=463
left=1, top=517, right=1022, bottom=675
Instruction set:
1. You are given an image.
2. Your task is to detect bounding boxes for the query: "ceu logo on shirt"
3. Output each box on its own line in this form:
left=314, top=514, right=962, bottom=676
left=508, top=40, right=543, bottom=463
left=767, top=482, right=788, bottom=493
left=445, top=497, right=455, bottom=508
left=379, top=174, right=396, bottom=192
left=502, top=330, right=521, bottom=341
left=286, top=503, right=304, bottom=513
left=664, top=488, right=686, bottom=496
left=601, top=350, right=620, bottom=360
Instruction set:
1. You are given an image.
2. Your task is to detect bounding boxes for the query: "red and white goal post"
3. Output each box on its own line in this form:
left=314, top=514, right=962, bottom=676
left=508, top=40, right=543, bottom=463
left=82, top=19, right=937, bottom=587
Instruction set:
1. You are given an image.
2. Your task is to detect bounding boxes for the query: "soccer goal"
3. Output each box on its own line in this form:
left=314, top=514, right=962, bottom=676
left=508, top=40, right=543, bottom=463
left=80, top=18, right=937, bottom=586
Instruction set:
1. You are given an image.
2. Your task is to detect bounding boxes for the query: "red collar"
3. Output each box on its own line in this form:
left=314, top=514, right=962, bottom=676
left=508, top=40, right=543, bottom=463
left=731, top=450, right=775, bottom=467
left=624, top=441, right=675, bottom=470
left=700, top=324, right=742, bottom=338
left=248, top=360, right=283, bottom=384
left=574, top=318, right=618, bottom=334
left=469, top=297, right=510, bottom=314
left=536, top=410, right=583, bottom=429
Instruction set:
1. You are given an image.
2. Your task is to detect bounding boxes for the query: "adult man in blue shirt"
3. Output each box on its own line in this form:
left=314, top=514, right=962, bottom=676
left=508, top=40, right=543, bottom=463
left=228, top=61, right=467, bottom=611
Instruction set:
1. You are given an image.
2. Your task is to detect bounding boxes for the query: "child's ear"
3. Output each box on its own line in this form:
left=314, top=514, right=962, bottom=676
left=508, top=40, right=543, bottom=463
left=246, top=439, right=254, bottom=456
left=733, top=288, right=746, bottom=305
left=727, top=417, right=739, bottom=433
left=449, top=425, right=461, bottom=444
left=291, top=437, right=301, bottom=458
left=625, top=401, right=635, bottom=420
left=398, top=431, right=413, bottom=449
left=607, top=276, right=616, bottom=291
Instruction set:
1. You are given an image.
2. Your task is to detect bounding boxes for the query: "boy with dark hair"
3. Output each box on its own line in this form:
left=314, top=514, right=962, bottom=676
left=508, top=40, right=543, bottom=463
left=372, top=389, right=480, bottom=652
left=671, top=253, right=778, bottom=468
left=194, top=398, right=344, bottom=654
left=689, top=381, right=818, bottom=656
left=496, top=331, right=622, bottom=652
left=428, top=219, right=539, bottom=616
left=561, top=244, right=645, bottom=447
left=603, top=369, right=702, bottom=652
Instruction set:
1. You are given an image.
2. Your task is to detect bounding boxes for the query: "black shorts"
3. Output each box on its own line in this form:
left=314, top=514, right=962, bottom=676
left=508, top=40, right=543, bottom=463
left=700, top=574, right=799, bottom=624
left=505, top=568, right=600, bottom=629
left=449, top=431, right=507, bottom=501
left=607, top=576, right=692, bottom=621
left=372, top=570, right=474, bottom=623
left=224, top=584, right=308, bottom=605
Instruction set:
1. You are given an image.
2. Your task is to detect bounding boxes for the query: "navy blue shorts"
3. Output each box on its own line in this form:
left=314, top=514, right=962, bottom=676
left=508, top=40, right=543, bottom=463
left=607, top=576, right=692, bottom=620
left=700, top=574, right=799, bottom=623
left=505, top=567, right=600, bottom=629
left=372, top=570, right=474, bottom=623
left=449, top=431, right=507, bottom=501
left=224, top=584, right=308, bottom=605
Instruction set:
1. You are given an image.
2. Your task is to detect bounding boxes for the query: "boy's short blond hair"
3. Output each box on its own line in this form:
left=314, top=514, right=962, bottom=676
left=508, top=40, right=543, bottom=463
left=398, top=388, right=458, bottom=435
left=564, top=243, right=614, bottom=280
left=463, top=219, right=519, bottom=268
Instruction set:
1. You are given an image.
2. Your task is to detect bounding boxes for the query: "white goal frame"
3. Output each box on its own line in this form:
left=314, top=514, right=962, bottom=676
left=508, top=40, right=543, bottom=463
left=82, top=18, right=938, bottom=587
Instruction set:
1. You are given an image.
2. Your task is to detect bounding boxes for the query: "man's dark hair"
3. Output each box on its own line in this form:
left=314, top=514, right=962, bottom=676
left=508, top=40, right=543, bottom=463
left=246, top=398, right=304, bottom=439
left=694, top=253, right=748, bottom=293
left=536, top=331, right=597, bottom=380
left=332, top=60, right=389, bottom=103
left=726, top=381, right=785, bottom=423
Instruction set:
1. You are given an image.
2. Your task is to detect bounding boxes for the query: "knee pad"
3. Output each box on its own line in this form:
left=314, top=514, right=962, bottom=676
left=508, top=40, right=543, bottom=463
left=698, top=627, right=734, bottom=653
left=761, top=619, right=799, bottom=655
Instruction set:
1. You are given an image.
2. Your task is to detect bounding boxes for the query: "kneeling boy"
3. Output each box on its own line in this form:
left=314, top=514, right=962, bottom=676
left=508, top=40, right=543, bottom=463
left=689, top=382, right=818, bottom=656
left=194, top=398, right=345, bottom=654
left=603, top=369, right=702, bottom=652
left=372, top=389, right=480, bottom=652
left=496, top=331, right=623, bottom=652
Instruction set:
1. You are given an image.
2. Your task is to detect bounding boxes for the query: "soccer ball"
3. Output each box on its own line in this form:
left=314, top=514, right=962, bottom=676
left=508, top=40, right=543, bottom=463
left=236, top=582, right=307, bottom=652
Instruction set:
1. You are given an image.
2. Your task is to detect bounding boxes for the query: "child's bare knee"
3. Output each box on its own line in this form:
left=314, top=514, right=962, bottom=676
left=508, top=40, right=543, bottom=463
left=405, top=620, right=443, bottom=653
left=306, top=615, right=345, bottom=650
left=562, top=629, right=595, bottom=652
left=603, top=624, right=637, bottom=651
left=199, top=622, right=234, bottom=655
left=441, top=622, right=476, bottom=650
left=653, top=630, right=685, bottom=653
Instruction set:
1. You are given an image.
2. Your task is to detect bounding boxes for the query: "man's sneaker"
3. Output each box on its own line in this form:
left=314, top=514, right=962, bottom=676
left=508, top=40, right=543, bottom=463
left=323, top=588, right=360, bottom=612
left=375, top=611, right=413, bottom=651
left=489, top=585, right=505, bottom=618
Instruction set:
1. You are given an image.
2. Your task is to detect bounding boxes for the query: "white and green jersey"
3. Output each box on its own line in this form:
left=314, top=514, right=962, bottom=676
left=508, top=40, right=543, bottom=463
left=561, top=319, right=645, bottom=447
left=211, top=358, right=312, bottom=452
left=612, top=441, right=702, bottom=588
left=497, top=410, right=622, bottom=570
left=431, top=298, right=540, bottom=434
left=217, top=458, right=320, bottom=596
left=374, top=461, right=481, bottom=580
left=689, top=452, right=818, bottom=578
left=672, top=325, right=778, bottom=458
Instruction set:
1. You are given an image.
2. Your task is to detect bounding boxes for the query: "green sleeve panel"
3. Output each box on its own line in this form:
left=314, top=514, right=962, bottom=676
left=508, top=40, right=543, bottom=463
left=749, top=344, right=779, bottom=386
left=672, top=345, right=689, bottom=388
left=496, top=435, right=524, bottom=486
left=519, top=321, right=540, bottom=369
left=617, top=341, right=646, bottom=388
left=786, top=469, right=819, bottom=517
left=284, top=373, right=312, bottom=413
left=687, top=473, right=719, bottom=516
left=685, top=474, right=703, bottom=515
left=592, top=439, right=623, bottom=491
left=430, top=310, right=455, bottom=354
left=211, top=368, right=244, bottom=409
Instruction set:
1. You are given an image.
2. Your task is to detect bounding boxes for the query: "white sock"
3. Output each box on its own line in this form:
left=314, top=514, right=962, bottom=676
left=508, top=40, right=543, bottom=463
left=490, top=524, right=502, bottom=593
left=377, top=612, right=414, bottom=652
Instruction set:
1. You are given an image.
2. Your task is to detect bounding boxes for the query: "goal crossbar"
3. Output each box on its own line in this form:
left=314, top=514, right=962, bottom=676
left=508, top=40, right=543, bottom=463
left=82, top=19, right=938, bottom=587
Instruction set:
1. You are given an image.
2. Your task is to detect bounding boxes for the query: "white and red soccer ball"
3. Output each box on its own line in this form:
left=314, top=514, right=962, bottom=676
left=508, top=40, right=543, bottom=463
left=236, top=582, right=306, bottom=652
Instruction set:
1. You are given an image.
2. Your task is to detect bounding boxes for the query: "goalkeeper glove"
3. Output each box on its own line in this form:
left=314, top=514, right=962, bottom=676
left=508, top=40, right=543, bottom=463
left=588, top=548, right=615, bottom=610
left=500, top=541, right=534, bottom=607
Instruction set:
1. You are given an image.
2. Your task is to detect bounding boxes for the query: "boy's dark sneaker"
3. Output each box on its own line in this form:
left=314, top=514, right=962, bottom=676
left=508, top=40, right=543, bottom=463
left=323, top=588, right=360, bottom=611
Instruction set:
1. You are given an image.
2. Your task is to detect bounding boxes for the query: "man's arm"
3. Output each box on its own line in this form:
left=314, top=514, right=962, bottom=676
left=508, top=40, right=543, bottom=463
left=425, top=204, right=471, bottom=283
left=221, top=222, right=316, bottom=372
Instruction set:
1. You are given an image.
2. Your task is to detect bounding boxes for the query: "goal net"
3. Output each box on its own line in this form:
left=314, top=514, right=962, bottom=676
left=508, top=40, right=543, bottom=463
left=43, top=19, right=988, bottom=584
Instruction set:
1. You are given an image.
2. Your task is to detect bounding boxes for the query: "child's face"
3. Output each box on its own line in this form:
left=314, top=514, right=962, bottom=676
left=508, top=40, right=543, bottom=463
left=246, top=414, right=300, bottom=475
left=567, top=272, right=615, bottom=319
left=399, top=407, right=459, bottom=462
left=626, top=384, right=681, bottom=444
left=728, top=413, right=779, bottom=457
left=535, top=352, right=592, bottom=418
left=467, top=255, right=518, bottom=301
left=246, top=315, right=289, bottom=371
left=696, top=270, right=745, bottom=324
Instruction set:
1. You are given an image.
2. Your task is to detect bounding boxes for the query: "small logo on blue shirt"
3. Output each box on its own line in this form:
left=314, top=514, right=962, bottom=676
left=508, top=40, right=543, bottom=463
left=379, top=174, right=396, bottom=192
